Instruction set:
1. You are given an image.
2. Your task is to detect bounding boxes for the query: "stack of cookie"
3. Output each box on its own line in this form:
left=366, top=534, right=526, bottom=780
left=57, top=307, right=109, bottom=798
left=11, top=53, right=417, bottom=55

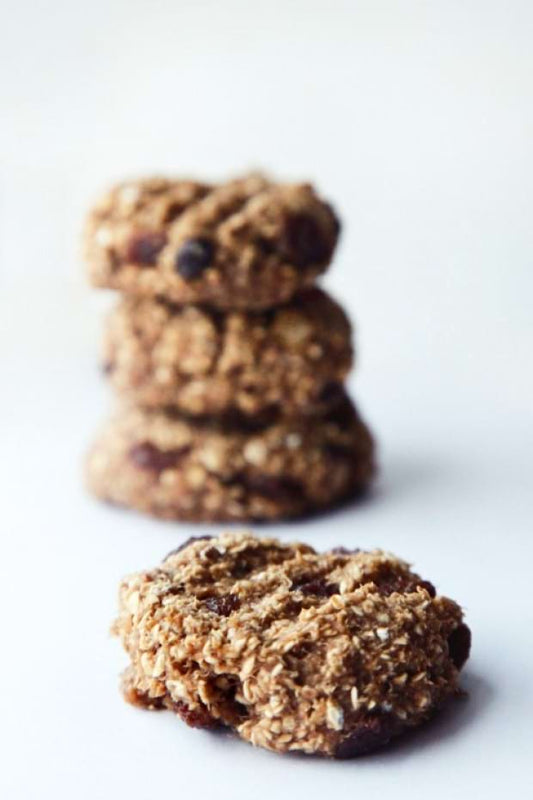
left=85, top=174, right=375, bottom=521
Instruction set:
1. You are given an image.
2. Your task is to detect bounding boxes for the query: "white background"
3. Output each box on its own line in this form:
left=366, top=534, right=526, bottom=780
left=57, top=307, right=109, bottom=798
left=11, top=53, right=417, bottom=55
left=1, top=1, right=532, bottom=797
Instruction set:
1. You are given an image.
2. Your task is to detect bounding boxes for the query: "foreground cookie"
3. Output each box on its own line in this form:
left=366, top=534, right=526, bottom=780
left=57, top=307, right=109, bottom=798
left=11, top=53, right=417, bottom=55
left=113, top=532, right=471, bottom=757
left=87, top=396, right=374, bottom=521
left=103, top=288, right=352, bottom=418
left=85, top=174, right=339, bottom=309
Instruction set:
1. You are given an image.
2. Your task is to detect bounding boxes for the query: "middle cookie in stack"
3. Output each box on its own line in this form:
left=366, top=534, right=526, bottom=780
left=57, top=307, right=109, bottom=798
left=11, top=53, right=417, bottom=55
left=86, top=173, right=375, bottom=521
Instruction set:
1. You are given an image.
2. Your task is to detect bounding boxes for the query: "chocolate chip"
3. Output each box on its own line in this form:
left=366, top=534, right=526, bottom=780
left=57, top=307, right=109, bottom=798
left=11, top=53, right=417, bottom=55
left=126, top=231, right=167, bottom=265
left=281, top=213, right=330, bottom=267
left=163, top=535, right=213, bottom=561
left=334, top=714, right=398, bottom=758
left=175, top=238, right=213, bottom=279
left=204, top=594, right=240, bottom=617
left=291, top=577, right=340, bottom=597
left=330, top=546, right=360, bottom=555
left=102, top=360, right=115, bottom=375
left=447, top=623, right=471, bottom=670
left=171, top=699, right=217, bottom=729
left=129, top=442, right=189, bottom=473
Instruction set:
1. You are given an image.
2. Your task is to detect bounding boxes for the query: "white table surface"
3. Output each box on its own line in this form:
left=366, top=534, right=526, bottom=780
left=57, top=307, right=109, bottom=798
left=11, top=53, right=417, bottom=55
left=1, top=2, right=532, bottom=797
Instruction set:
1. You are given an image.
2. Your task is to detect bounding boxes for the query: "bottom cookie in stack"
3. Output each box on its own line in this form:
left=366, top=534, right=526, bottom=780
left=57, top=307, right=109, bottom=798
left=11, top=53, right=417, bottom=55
left=86, top=394, right=375, bottom=521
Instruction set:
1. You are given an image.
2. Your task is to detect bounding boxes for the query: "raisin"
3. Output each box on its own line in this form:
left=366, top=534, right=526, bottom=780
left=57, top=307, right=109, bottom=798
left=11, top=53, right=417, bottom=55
left=417, top=580, right=437, bottom=598
left=205, top=594, right=240, bottom=617
left=372, top=566, right=436, bottom=599
left=334, top=714, right=398, bottom=758
left=129, top=442, right=189, bottom=472
left=126, top=231, right=167, bottom=265
left=231, top=560, right=252, bottom=579
left=175, top=238, right=213, bottom=279
left=280, top=212, right=330, bottom=266
left=202, top=546, right=224, bottom=560
left=373, top=566, right=414, bottom=596
left=323, top=443, right=353, bottom=461
left=171, top=699, right=217, bottom=729
left=255, top=235, right=276, bottom=255
left=291, top=577, right=339, bottom=597
left=447, top=623, right=471, bottom=670
left=323, top=398, right=357, bottom=428
left=286, top=641, right=312, bottom=659
left=163, top=535, right=213, bottom=561
left=243, top=474, right=303, bottom=503
left=317, top=382, right=344, bottom=407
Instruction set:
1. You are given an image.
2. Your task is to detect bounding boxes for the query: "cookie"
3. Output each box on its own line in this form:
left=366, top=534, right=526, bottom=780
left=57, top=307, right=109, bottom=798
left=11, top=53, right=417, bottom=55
left=86, top=395, right=374, bottom=521
left=102, top=288, right=352, bottom=418
left=84, top=174, right=340, bottom=309
left=112, top=531, right=471, bottom=758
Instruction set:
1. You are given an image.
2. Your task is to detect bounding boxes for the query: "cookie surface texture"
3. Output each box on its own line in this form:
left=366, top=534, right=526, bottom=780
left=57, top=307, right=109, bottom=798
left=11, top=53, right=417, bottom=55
left=102, top=288, right=352, bottom=417
left=113, top=532, right=471, bottom=757
left=85, top=174, right=340, bottom=309
left=87, top=396, right=374, bottom=521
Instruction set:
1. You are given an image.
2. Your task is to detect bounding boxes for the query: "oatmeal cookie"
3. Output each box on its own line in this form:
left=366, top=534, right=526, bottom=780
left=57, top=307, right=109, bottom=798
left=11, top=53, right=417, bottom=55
left=112, top=531, right=471, bottom=757
left=86, top=396, right=374, bottom=521
left=102, top=288, right=352, bottom=418
left=85, top=174, right=339, bottom=309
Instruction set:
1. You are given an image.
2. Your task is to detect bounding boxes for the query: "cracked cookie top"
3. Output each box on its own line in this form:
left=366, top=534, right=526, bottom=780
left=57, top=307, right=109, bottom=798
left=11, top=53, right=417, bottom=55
left=85, top=174, right=340, bottom=309
left=113, top=532, right=470, bottom=757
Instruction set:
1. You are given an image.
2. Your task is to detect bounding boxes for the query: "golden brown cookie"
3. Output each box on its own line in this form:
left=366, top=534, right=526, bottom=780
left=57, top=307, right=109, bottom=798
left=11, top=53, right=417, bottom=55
left=85, top=174, right=339, bottom=310
left=112, top=531, right=471, bottom=757
left=102, top=288, right=352, bottom=418
left=86, top=395, right=374, bottom=521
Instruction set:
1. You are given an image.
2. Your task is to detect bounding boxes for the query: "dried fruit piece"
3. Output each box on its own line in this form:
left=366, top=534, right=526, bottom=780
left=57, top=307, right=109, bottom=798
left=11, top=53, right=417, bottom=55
left=204, top=594, right=240, bottom=616
left=335, top=714, right=397, bottom=758
left=171, top=699, right=217, bottom=729
left=291, top=577, right=339, bottom=597
left=126, top=232, right=167, bottom=265
left=447, top=623, right=472, bottom=670
left=164, top=535, right=214, bottom=561
left=281, top=212, right=330, bottom=266
left=175, top=238, right=213, bottom=279
left=129, top=442, right=189, bottom=472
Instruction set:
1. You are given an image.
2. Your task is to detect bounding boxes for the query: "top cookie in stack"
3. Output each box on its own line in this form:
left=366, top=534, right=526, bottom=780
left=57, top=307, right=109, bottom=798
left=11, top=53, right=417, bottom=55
left=85, top=174, right=339, bottom=310
left=85, top=173, right=376, bottom=522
